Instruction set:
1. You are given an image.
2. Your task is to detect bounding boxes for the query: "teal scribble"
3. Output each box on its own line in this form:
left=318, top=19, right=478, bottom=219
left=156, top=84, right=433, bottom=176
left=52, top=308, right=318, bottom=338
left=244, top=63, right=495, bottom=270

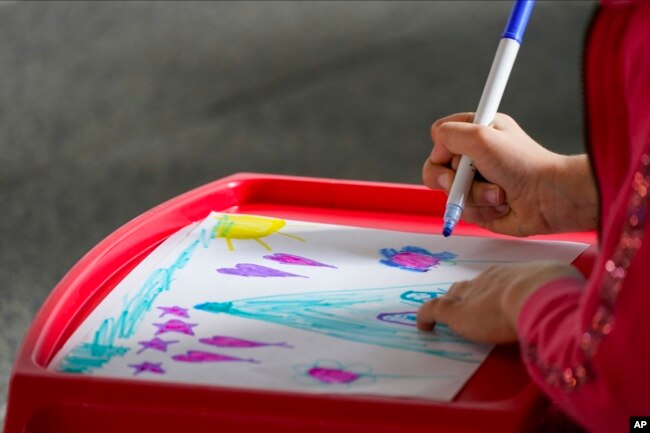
left=60, top=228, right=211, bottom=374
left=59, top=343, right=129, bottom=373
left=195, top=283, right=487, bottom=362
left=400, top=289, right=447, bottom=305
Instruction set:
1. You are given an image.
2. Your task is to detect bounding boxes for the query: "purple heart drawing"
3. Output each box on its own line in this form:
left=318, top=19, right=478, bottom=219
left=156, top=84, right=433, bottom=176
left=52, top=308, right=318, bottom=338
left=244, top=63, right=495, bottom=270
left=263, top=253, right=337, bottom=268
left=172, top=350, right=259, bottom=364
left=199, top=335, right=293, bottom=349
left=216, top=263, right=307, bottom=278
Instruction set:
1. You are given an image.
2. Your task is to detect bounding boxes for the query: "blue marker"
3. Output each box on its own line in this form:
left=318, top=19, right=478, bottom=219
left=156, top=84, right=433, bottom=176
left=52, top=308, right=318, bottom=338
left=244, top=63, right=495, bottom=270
left=442, top=0, right=535, bottom=237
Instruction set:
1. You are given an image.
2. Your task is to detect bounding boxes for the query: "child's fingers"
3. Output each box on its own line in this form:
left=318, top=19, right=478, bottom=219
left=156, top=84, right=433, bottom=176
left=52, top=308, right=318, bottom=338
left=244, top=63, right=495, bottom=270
left=431, top=113, right=517, bottom=164
left=422, top=160, right=454, bottom=191
left=434, top=121, right=502, bottom=162
left=429, top=113, right=475, bottom=165
left=461, top=203, right=510, bottom=226
left=430, top=112, right=476, bottom=139
left=448, top=178, right=510, bottom=226
left=468, top=180, right=507, bottom=207
left=431, top=112, right=514, bottom=136
left=423, top=162, right=509, bottom=228
left=416, top=297, right=460, bottom=332
left=490, top=112, right=519, bottom=131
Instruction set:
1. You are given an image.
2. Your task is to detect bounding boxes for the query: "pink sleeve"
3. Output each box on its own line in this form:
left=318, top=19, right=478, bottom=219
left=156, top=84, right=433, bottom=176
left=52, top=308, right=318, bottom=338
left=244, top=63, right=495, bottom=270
left=518, top=277, right=584, bottom=368
left=517, top=272, right=650, bottom=432
left=517, top=277, right=604, bottom=431
left=524, top=1, right=650, bottom=431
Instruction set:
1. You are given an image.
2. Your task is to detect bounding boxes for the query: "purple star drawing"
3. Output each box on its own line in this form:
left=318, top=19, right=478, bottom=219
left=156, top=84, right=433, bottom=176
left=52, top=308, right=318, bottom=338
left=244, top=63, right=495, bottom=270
left=129, top=361, right=165, bottom=376
left=153, top=319, right=198, bottom=336
left=136, top=337, right=180, bottom=354
left=157, top=305, right=190, bottom=318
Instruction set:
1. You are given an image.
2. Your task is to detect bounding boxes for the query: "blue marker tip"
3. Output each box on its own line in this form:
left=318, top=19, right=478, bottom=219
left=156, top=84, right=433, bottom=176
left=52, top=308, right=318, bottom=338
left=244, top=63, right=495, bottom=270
left=442, top=203, right=462, bottom=238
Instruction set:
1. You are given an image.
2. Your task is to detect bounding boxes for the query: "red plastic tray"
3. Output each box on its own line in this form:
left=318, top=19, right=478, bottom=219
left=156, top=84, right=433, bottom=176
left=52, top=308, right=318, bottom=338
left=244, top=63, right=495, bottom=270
left=4, top=173, right=597, bottom=433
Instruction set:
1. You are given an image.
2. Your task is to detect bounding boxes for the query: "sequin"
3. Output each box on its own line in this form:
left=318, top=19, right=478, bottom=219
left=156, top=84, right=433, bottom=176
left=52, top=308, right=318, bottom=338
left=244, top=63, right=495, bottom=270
left=601, top=280, right=622, bottom=305
left=524, top=152, right=650, bottom=391
left=575, top=365, right=587, bottom=381
left=579, top=330, right=601, bottom=357
left=642, top=153, right=650, bottom=166
left=562, top=368, right=578, bottom=389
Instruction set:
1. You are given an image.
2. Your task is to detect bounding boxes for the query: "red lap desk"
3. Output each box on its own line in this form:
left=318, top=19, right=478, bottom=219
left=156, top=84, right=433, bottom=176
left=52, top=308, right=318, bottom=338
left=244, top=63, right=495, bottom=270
left=4, top=173, right=596, bottom=433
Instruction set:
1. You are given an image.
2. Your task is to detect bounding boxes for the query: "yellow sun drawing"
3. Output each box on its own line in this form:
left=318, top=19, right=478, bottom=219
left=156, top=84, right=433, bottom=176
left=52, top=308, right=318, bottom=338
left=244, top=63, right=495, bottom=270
left=211, top=214, right=305, bottom=251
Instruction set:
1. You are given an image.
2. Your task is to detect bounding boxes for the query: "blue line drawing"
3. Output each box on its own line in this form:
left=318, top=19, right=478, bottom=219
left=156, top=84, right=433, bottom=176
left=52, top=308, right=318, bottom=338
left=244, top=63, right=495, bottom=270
left=59, top=228, right=213, bottom=374
left=59, top=343, right=129, bottom=373
left=195, top=283, right=488, bottom=362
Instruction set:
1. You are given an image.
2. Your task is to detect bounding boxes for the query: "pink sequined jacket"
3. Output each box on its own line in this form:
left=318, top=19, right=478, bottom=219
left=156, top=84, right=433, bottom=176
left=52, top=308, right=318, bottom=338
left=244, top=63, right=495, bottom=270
left=518, top=1, right=650, bottom=432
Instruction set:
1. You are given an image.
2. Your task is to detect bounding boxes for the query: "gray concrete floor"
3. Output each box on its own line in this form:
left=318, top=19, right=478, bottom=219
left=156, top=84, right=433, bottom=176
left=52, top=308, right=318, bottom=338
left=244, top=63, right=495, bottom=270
left=0, top=1, right=595, bottom=427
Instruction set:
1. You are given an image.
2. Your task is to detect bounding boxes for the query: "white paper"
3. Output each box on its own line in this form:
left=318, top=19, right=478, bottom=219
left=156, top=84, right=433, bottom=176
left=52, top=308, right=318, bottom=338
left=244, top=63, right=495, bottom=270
left=49, top=212, right=589, bottom=401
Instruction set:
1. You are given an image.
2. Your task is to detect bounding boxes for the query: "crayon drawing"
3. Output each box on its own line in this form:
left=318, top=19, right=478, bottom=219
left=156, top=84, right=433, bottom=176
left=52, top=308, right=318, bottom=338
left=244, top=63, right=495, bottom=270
left=129, top=361, right=165, bottom=376
left=49, top=212, right=589, bottom=401
left=380, top=247, right=457, bottom=272
left=172, top=350, right=259, bottom=364
left=199, top=335, right=293, bottom=349
left=293, top=359, right=453, bottom=388
left=56, top=224, right=212, bottom=374
left=137, top=337, right=179, bottom=354
left=153, top=319, right=198, bottom=336
left=194, top=284, right=481, bottom=362
left=376, top=311, right=418, bottom=327
left=400, top=289, right=446, bottom=304
left=212, top=214, right=304, bottom=251
left=216, top=263, right=306, bottom=278
left=157, top=306, right=190, bottom=318
left=263, top=253, right=336, bottom=268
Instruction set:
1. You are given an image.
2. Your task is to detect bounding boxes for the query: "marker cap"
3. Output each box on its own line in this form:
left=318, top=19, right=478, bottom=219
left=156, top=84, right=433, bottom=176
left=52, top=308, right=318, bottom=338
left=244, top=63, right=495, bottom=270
left=502, top=0, right=535, bottom=44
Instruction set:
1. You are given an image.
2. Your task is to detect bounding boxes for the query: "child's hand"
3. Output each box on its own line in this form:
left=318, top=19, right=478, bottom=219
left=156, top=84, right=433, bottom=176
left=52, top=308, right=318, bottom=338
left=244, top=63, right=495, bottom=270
left=422, top=112, right=598, bottom=236
left=416, top=262, right=584, bottom=344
